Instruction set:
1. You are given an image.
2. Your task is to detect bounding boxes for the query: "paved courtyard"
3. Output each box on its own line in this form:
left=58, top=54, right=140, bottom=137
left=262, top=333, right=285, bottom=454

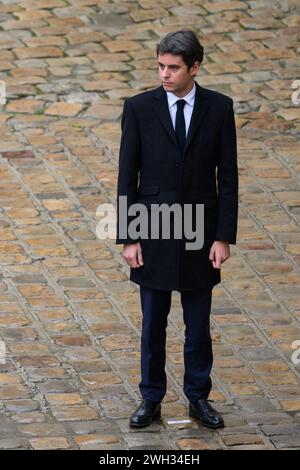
left=0, top=0, right=300, bottom=450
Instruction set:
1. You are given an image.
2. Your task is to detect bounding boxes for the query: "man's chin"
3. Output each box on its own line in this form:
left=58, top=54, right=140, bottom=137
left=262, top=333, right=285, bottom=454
left=162, top=83, right=174, bottom=90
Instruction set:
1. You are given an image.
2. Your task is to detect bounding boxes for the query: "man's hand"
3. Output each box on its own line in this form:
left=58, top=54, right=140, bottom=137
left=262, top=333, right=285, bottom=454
left=209, top=240, right=230, bottom=269
left=122, top=242, right=144, bottom=268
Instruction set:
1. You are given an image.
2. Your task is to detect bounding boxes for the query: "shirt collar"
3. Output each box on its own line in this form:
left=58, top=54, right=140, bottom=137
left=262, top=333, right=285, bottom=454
left=166, top=81, right=196, bottom=107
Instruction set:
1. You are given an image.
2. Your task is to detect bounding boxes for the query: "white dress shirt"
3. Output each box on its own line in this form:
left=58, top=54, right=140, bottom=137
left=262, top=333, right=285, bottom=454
left=166, top=81, right=196, bottom=136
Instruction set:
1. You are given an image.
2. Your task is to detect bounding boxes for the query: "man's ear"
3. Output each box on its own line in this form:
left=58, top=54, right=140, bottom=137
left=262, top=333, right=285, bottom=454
left=191, top=61, right=200, bottom=77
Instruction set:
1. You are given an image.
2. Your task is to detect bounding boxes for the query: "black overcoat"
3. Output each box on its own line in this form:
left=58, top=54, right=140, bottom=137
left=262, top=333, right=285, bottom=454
left=116, top=81, right=238, bottom=291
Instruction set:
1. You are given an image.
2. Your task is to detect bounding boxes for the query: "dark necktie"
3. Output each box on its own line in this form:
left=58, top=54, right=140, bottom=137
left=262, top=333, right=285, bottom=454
left=175, top=99, right=186, bottom=154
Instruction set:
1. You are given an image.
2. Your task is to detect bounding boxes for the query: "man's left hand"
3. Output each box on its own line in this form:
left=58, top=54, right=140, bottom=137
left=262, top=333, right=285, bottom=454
left=209, top=240, right=230, bottom=269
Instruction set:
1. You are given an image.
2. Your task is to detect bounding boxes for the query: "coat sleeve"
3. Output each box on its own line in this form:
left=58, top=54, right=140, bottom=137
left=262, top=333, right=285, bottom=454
left=215, top=98, right=239, bottom=245
left=115, top=98, right=141, bottom=245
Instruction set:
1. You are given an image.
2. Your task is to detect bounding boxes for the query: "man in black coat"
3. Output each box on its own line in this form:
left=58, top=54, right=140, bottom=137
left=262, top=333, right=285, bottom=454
left=116, top=30, right=238, bottom=429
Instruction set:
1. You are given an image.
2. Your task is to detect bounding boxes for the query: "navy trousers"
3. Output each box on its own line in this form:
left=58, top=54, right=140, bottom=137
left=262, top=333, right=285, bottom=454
left=139, top=286, right=213, bottom=403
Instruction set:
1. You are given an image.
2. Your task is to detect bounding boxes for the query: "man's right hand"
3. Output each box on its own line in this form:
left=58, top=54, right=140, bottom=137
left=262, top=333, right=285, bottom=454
left=122, top=242, right=144, bottom=268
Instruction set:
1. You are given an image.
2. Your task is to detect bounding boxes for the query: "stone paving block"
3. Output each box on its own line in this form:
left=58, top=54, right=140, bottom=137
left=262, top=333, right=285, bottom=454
left=29, top=437, right=71, bottom=450
left=0, top=438, right=29, bottom=450
left=3, top=399, right=40, bottom=413
left=270, top=435, right=300, bottom=449
left=0, top=0, right=299, bottom=451
left=51, top=405, right=99, bottom=421
left=10, top=411, right=46, bottom=424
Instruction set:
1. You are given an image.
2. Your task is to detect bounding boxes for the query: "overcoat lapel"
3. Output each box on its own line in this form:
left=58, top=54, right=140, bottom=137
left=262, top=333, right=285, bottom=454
left=151, top=81, right=210, bottom=153
left=152, top=85, right=177, bottom=147
left=185, top=82, right=210, bottom=152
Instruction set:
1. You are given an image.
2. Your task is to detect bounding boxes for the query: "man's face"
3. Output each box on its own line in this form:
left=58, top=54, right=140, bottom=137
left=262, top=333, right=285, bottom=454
left=158, top=53, right=199, bottom=97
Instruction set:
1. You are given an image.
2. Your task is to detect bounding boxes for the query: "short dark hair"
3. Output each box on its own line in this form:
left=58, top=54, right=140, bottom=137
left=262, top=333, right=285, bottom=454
left=156, top=29, right=204, bottom=69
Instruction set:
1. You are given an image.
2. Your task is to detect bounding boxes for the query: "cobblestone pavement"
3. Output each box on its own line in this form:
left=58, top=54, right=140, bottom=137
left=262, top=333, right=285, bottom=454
left=0, top=0, right=300, bottom=451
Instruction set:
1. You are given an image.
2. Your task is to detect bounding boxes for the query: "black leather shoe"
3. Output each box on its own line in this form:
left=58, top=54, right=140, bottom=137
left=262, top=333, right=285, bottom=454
left=189, top=399, right=224, bottom=429
left=129, top=399, right=161, bottom=428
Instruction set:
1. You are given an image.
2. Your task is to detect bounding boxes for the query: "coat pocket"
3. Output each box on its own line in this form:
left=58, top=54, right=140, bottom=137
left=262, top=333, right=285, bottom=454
left=183, top=191, right=218, bottom=208
left=138, top=185, right=159, bottom=196
left=200, top=198, right=218, bottom=208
